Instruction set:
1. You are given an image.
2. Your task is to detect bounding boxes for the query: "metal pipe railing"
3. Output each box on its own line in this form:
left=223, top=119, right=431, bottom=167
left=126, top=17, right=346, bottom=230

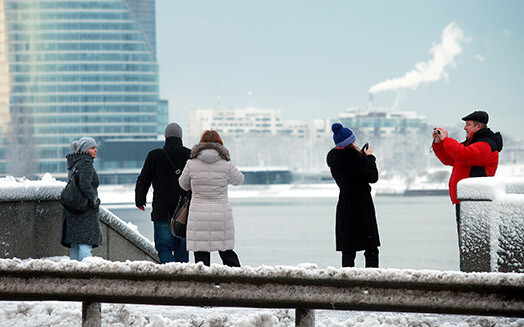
left=0, top=259, right=523, bottom=326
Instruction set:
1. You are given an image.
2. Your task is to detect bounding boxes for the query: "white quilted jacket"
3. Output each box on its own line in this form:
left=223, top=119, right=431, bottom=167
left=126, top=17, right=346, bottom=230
left=178, top=142, right=244, bottom=252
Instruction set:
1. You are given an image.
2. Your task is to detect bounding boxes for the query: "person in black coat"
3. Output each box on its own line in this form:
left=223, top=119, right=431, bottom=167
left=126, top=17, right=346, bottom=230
left=326, top=123, right=381, bottom=268
left=135, top=122, right=191, bottom=263
left=61, top=137, right=103, bottom=261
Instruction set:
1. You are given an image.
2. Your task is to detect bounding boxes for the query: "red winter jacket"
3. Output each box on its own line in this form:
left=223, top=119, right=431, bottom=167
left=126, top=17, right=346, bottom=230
left=432, top=128, right=503, bottom=204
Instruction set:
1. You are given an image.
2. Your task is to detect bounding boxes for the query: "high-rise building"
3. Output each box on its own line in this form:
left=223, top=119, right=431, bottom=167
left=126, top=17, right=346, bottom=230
left=0, top=0, right=167, bottom=178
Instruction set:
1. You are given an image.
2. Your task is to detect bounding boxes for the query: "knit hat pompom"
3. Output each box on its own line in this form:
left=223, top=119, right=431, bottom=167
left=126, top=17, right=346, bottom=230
left=71, top=141, right=79, bottom=151
left=332, top=123, right=343, bottom=133
left=331, top=122, right=356, bottom=148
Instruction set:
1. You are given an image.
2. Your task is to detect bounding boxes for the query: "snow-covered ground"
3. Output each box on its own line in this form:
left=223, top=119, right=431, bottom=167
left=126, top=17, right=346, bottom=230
left=2, top=301, right=524, bottom=327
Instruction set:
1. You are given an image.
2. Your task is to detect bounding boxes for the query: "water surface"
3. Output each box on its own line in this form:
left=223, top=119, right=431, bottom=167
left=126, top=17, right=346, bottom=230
left=108, top=195, right=458, bottom=270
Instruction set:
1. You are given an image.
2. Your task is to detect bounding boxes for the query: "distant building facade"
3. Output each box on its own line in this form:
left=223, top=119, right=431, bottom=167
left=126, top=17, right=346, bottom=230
left=339, top=108, right=428, bottom=137
left=0, top=0, right=168, bottom=179
left=97, top=138, right=164, bottom=184
left=188, top=107, right=330, bottom=142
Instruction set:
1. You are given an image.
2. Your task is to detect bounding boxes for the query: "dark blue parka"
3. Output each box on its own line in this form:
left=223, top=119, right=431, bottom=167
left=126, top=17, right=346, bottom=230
left=327, top=146, right=381, bottom=252
left=61, top=152, right=103, bottom=248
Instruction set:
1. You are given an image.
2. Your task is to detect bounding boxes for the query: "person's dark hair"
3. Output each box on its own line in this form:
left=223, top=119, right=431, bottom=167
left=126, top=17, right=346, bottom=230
left=200, top=130, right=224, bottom=145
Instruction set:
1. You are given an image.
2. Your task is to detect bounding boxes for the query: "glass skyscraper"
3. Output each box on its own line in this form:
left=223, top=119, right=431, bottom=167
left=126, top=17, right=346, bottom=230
left=0, top=0, right=167, bottom=178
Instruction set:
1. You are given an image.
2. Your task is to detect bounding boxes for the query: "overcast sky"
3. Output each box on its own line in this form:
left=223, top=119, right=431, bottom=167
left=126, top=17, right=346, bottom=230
left=156, top=1, right=524, bottom=139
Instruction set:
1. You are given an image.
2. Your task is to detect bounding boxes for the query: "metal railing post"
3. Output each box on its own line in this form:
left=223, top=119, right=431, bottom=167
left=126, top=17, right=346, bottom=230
left=82, top=301, right=101, bottom=327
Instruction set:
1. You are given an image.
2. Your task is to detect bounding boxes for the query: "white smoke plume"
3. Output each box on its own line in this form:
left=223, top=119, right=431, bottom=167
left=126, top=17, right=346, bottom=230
left=369, top=22, right=465, bottom=95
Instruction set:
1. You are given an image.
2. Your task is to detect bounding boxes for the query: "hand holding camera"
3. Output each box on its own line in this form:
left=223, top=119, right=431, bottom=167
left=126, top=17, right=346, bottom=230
left=361, top=142, right=372, bottom=155
left=432, top=127, right=448, bottom=143
left=432, top=128, right=441, bottom=143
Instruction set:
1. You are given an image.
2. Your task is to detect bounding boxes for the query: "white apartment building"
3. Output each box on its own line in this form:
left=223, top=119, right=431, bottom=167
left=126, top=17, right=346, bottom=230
left=339, top=108, right=428, bottom=136
left=188, top=107, right=329, bottom=142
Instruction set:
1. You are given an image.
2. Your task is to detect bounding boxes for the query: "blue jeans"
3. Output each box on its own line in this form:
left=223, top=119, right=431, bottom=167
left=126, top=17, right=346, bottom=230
left=154, top=221, right=189, bottom=263
left=70, top=244, right=93, bottom=261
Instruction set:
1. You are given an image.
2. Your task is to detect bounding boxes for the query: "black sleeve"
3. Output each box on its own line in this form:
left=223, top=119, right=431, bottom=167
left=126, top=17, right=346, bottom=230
left=135, top=152, right=153, bottom=207
left=359, top=154, right=379, bottom=184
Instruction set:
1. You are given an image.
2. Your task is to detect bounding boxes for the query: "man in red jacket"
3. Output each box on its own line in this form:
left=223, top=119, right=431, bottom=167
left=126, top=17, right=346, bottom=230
left=432, top=110, right=503, bottom=245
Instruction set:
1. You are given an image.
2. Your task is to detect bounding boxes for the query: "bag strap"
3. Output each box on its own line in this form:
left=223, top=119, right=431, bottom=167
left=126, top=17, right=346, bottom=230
left=162, top=148, right=182, bottom=176
left=68, top=165, right=88, bottom=199
left=68, top=166, right=79, bottom=182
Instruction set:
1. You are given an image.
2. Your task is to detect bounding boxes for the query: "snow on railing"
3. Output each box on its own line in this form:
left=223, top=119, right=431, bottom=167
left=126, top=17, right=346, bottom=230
left=0, top=174, right=64, bottom=202
left=0, top=258, right=523, bottom=326
left=0, top=174, right=158, bottom=263
left=458, top=177, right=524, bottom=273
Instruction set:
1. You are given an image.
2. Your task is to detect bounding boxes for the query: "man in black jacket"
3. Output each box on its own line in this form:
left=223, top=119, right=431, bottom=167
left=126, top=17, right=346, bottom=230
left=135, top=123, right=191, bottom=263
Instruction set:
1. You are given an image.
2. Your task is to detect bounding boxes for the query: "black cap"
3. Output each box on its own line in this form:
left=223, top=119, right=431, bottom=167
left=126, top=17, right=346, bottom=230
left=462, top=111, right=489, bottom=124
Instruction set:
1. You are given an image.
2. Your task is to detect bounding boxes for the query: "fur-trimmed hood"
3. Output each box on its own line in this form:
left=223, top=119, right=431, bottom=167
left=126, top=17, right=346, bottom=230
left=191, top=142, right=230, bottom=163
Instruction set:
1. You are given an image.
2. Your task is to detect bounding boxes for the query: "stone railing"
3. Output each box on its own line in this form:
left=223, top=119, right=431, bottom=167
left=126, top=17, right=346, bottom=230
left=0, top=177, right=158, bottom=263
left=458, top=177, right=524, bottom=273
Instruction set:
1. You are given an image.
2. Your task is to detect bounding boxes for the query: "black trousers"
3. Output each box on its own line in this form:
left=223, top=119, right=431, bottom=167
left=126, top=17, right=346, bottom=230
left=455, top=203, right=462, bottom=249
left=342, top=248, right=379, bottom=268
left=194, top=250, right=241, bottom=267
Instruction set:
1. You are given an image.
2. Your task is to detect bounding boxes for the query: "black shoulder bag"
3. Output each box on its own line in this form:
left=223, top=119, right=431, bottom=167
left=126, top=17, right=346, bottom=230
left=162, top=148, right=191, bottom=238
left=60, top=167, right=89, bottom=214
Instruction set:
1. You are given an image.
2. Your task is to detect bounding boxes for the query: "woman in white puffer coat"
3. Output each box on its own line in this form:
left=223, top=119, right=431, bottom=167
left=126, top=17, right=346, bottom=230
left=178, top=130, right=245, bottom=266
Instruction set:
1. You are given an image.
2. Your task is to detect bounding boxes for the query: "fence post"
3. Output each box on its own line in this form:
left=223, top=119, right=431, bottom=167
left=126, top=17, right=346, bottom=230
left=82, top=302, right=101, bottom=327
left=295, top=308, right=315, bottom=327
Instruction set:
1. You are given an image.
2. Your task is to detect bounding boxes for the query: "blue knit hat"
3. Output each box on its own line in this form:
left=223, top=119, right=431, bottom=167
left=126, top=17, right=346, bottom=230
left=332, top=123, right=356, bottom=148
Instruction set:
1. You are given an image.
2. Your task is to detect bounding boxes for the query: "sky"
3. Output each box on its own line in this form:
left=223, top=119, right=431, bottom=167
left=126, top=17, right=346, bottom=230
left=155, top=1, right=524, bottom=139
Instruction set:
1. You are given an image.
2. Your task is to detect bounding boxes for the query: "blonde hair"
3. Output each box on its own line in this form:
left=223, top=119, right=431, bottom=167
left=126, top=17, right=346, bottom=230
left=199, top=130, right=224, bottom=145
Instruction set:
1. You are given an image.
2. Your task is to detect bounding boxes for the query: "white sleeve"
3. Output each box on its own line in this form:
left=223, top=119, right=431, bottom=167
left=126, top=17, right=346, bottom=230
left=228, top=163, right=244, bottom=186
left=178, top=161, right=191, bottom=191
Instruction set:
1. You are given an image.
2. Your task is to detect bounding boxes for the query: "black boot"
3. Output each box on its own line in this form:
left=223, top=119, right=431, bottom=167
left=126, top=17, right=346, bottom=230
left=364, top=248, right=379, bottom=268
left=342, top=251, right=356, bottom=267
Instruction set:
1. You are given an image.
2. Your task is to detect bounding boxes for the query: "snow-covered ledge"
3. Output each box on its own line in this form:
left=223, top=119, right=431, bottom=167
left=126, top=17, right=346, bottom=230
left=0, top=175, right=158, bottom=263
left=457, top=177, right=524, bottom=273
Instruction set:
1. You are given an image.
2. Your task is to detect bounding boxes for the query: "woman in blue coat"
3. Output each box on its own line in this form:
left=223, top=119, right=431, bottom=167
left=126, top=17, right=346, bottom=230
left=60, top=137, right=103, bottom=261
left=326, top=123, right=380, bottom=268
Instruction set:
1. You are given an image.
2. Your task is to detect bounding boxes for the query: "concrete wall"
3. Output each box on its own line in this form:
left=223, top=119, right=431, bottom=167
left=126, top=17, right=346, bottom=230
left=458, top=177, right=524, bottom=273
left=0, top=181, right=158, bottom=263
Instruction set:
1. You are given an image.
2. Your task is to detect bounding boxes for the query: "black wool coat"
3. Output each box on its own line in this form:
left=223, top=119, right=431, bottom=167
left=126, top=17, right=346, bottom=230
left=135, top=137, right=191, bottom=222
left=61, top=152, right=103, bottom=248
left=326, top=146, right=381, bottom=252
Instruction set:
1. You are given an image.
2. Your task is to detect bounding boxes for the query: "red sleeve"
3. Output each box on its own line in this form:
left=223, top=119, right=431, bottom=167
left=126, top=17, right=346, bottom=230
left=442, top=137, right=493, bottom=166
left=432, top=141, right=454, bottom=166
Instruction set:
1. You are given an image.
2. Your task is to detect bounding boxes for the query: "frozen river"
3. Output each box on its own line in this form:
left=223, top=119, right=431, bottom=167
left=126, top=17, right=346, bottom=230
left=107, top=194, right=459, bottom=270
